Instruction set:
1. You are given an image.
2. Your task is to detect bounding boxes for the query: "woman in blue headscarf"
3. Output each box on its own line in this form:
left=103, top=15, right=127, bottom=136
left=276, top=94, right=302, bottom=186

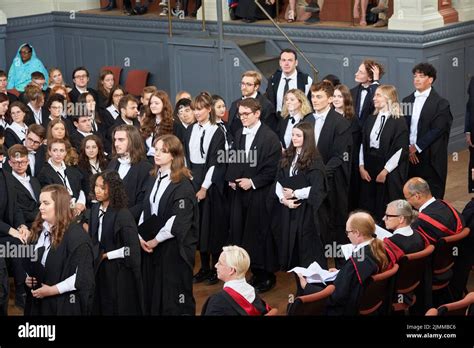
left=7, top=43, right=49, bottom=92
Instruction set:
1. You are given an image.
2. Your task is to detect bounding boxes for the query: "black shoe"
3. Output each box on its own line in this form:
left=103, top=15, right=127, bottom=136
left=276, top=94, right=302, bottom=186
left=242, top=18, right=256, bottom=23
left=193, top=269, right=210, bottom=283
left=229, top=7, right=237, bottom=20
left=304, top=16, right=320, bottom=24
left=206, top=271, right=219, bottom=285
left=255, top=277, right=276, bottom=293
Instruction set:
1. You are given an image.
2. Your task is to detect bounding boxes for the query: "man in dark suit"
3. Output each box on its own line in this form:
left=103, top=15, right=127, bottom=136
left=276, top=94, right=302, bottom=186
left=350, top=59, right=384, bottom=128
left=464, top=76, right=474, bottom=192
left=7, top=145, right=40, bottom=228
left=403, top=63, right=453, bottom=199
left=0, top=147, right=28, bottom=309
left=24, top=124, right=46, bottom=177
left=68, top=67, right=99, bottom=103
left=0, top=70, right=19, bottom=103
left=70, top=114, right=94, bottom=151
left=265, top=49, right=313, bottom=115
left=304, top=81, right=352, bottom=261
left=227, top=70, right=279, bottom=138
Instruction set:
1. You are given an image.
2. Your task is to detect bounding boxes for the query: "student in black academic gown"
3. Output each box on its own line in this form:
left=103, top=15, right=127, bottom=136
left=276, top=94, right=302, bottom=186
left=183, top=93, right=228, bottom=285
left=24, top=124, right=47, bottom=177
left=7, top=144, right=41, bottom=228
left=358, top=85, right=409, bottom=222
left=24, top=84, right=48, bottom=126
left=101, top=85, right=125, bottom=130
left=107, top=124, right=152, bottom=221
left=37, top=138, right=87, bottom=218
left=24, top=184, right=94, bottom=315
left=0, top=70, right=19, bottom=103
left=202, top=245, right=271, bottom=316
left=212, top=94, right=231, bottom=151
left=0, top=94, right=10, bottom=131
left=68, top=67, right=99, bottom=104
left=457, top=198, right=474, bottom=301
left=278, top=89, right=313, bottom=150
left=0, top=146, right=29, bottom=309
left=350, top=59, right=384, bottom=128
left=76, top=92, right=108, bottom=150
left=69, top=114, right=94, bottom=152
left=271, top=122, right=327, bottom=270
left=382, top=199, right=426, bottom=256
left=87, top=170, right=143, bottom=315
left=303, top=81, right=352, bottom=259
left=140, top=91, right=175, bottom=163
left=173, top=98, right=195, bottom=146
left=333, top=84, right=361, bottom=211
left=5, top=102, right=29, bottom=148
left=107, top=95, right=141, bottom=151
left=139, top=134, right=198, bottom=315
left=225, top=97, right=281, bottom=293
left=227, top=71, right=279, bottom=137
left=464, top=76, right=474, bottom=192
left=96, top=69, right=115, bottom=113
left=403, top=63, right=453, bottom=199
left=295, top=211, right=390, bottom=315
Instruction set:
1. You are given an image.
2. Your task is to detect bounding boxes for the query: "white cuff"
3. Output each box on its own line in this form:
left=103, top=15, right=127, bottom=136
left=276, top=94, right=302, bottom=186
left=56, top=271, right=77, bottom=294
left=275, top=182, right=284, bottom=200
left=201, top=166, right=215, bottom=190
left=359, top=144, right=365, bottom=167
left=294, top=187, right=311, bottom=200
left=155, top=215, right=176, bottom=242
left=107, top=247, right=125, bottom=260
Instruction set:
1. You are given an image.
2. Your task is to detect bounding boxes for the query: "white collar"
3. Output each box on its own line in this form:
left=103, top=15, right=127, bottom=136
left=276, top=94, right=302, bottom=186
left=242, top=120, right=261, bottom=136
left=48, top=159, right=66, bottom=171
left=224, top=278, right=256, bottom=303
left=118, top=156, right=131, bottom=165
left=76, top=86, right=88, bottom=94
left=77, top=129, right=93, bottom=137
left=419, top=196, right=436, bottom=212
left=353, top=238, right=373, bottom=253
left=314, top=107, right=331, bottom=119
left=243, top=91, right=258, bottom=100
left=12, top=171, right=30, bottom=183
left=197, top=120, right=211, bottom=130
left=393, top=225, right=414, bottom=237
left=414, top=87, right=432, bottom=98
left=8, top=122, right=28, bottom=135
left=121, top=117, right=133, bottom=126
left=281, top=69, right=298, bottom=80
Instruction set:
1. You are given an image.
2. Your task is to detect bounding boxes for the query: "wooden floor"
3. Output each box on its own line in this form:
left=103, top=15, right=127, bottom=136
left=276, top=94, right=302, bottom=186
left=7, top=149, right=473, bottom=316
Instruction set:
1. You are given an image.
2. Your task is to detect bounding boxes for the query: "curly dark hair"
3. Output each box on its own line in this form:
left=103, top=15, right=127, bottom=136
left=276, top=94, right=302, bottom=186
left=412, top=62, right=437, bottom=82
left=280, top=122, right=321, bottom=171
left=90, top=170, right=128, bottom=209
left=141, top=90, right=174, bottom=140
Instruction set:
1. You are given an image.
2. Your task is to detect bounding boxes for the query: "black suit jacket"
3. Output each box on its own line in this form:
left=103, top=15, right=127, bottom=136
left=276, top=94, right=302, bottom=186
left=403, top=87, right=453, bottom=182
left=107, top=158, right=152, bottom=221
left=68, top=86, right=99, bottom=104
left=265, top=69, right=312, bottom=110
left=11, top=175, right=41, bottom=227
left=0, top=169, right=25, bottom=235
left=227, top=92, right=279, bottom=137
left=351, top=83, right=379, bottom=127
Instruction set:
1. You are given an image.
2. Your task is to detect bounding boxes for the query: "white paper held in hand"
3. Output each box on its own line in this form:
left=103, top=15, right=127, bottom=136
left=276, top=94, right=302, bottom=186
left=288, top=261, right=339, bottom=284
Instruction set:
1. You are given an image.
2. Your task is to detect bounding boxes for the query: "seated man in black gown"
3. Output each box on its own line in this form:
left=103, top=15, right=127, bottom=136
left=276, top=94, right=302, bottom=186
left=202, top=245, right=271, bottom=316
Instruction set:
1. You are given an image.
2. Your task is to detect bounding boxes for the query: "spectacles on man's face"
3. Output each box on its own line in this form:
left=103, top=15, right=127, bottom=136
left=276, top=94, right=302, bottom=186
left=345, top=230, right=354, bottom=236
left=383, top=214, right=400, bottom=220
left=26, top=137, right=42, bottom=146
left=74, top=74, right=88, bottom=79
left=11, top=160, right=28, bottom=166
left=240, top=82, right=255, bottom=87
left=238, top=111, right=254, bottom=118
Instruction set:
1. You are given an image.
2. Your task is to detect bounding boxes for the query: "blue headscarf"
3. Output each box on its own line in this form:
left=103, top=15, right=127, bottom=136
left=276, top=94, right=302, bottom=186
left=7, top=43, right=49, bottom=92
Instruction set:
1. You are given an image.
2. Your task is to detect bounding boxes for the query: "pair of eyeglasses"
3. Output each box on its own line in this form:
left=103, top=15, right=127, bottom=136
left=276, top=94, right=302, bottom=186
left=11, top=160, right=28, bottom=166
left=238, top=111, right=254, bottom=118
left=26, top=137, right=42, bottom=146
left=383, top=214, right=401, bottom=219
left=345, top=230, right=354, bottom=235
left=240, top=82, right=255, bottom=87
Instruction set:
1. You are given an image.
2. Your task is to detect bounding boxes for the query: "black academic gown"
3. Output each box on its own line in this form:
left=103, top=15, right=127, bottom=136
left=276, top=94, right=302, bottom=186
left=202, top=289, right=269, bottom=316
left=403, top=88, right=453, bottom=199
left=227, top=93, right=279, bottom=137
left=24, top=223, right=94, bottom=315
left=183, top=124, right=229, bottom=254
left=140, top=176, right=199, bottom=315
left=303, top=244, right=380, bottom=315
left=346, top=115, right=362, bottom=211
left=265, top=69, right=312, bottom=111
left=387, top=230, right=425, bottom=255
left=303, top=110, right=352, bottom=247
left=24, top=106, right=49, bottom=127
left=4, top=127, right=25, bottom=149
left=68, top=87, right=99, bottom=104
left=270, top=157, right=328, bottom=270
left=89, top=205, right=144, bottom=315
left=225, top=123, right=281, bottom=272
left=465, top=77, right=474, bottom=192
left=28, top=145, right=46, bottom=177
left=37, top=163, right=86, bottom=202
left=411, top=199, right=465, bottom=243
left=351, top=83, right=378, bottom=128
left=11, top=174, right=41, bottom=228
left=359, top=114, right=409, bottom=221
left=107, top=158, right=152, bottom=221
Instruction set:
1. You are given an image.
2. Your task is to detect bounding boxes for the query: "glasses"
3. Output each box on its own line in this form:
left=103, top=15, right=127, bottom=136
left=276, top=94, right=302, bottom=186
left=238, top=111, right=254, bottom=118
left=240, top=82, right=255, bottom=87
left=11, top=160, right=28, bottom=166
left=26, top=137, right=42, bottom=146
left=345, top=230, right=354, bottom=235
left=74, top=74, right=88, bottom=79
left=383, top=214, right=400, bottom=219
left=50, top=106, right=62, bottom=110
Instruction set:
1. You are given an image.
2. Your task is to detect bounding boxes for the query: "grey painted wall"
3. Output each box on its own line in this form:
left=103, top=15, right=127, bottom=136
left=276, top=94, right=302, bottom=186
left=1, top=13, right=473, bottom=152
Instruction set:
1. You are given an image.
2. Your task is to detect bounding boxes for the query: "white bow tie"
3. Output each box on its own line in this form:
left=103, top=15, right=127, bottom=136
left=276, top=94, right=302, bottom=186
left=414, top=90, right=429, bottom=98
left=242, top=127, right=255, bottom=136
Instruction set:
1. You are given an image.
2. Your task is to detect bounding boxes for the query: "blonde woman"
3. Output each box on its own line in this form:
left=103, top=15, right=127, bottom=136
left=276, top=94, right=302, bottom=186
left=358, top=85, right=409, bottom=221
left=279, top=88, right=312, bottom=149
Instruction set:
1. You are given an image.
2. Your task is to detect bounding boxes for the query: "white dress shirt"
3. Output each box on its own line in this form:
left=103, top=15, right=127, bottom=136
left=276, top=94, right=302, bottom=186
left=106, top=105, right=119, bottom=120
left=283, top=112, right=303, bottom=148
left=393, top=225, right=414, bottom=237
left=276, top=70, right=313, bottom=112
left=410, top=87, right=431, bottom=152
left=117, top=156, right=132, bottom=179
left=27, top=150, right=36, bottom=177
left=313, top=107, right=331, bottom=146
left=12, top=171, right=36, bottom=200
left=189, top=121, right=218, bottom=189
left=28, top=102, right=43, bottom=125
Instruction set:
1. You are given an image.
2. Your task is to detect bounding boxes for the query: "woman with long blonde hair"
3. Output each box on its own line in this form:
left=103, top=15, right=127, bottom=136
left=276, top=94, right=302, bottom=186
left=358, top=85, right=409, bottom=221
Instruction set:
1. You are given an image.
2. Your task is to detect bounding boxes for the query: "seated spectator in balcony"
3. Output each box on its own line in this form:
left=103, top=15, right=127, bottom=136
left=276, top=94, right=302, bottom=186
left=236, top=0, right=276, bottom=23
left=7, top=44, right=49, bottom=93
left=202, top=245, right=272, bottom=316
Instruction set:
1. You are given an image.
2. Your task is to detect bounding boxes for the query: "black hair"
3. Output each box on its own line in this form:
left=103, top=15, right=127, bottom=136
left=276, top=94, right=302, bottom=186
left=412, top=63, right=437, bottom=82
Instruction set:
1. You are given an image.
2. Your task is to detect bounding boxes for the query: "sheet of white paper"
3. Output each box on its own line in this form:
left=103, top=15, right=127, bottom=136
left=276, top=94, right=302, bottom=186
left=340, top=243, right=354, bottom=260
left=288, top=261, right=339, bottom=284
left=375, top=224, right=392, bottom=240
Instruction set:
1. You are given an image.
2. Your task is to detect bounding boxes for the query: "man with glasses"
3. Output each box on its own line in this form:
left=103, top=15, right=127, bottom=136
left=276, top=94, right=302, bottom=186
left=227, top=71, right=278, bottom=138
left=23, top=124, right=46, bottom=177
left=225, top=98, right=281, bottom=293
left=69, top=67, right=99, bottom=103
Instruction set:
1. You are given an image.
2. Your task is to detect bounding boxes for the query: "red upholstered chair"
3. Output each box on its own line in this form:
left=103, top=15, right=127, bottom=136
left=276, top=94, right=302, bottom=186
left=7, top=89, right=20, bottom=97
left=265, top=308, right=279, bottom=316
left=358, top=264, right=399, bottom=315
left=392, top=245, right=435, bottom=313
left=286, top=284, right=336, bottom=316
left=101, top=66, right=123, bottom=86
left=124, top=69, right=150, bottom=97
